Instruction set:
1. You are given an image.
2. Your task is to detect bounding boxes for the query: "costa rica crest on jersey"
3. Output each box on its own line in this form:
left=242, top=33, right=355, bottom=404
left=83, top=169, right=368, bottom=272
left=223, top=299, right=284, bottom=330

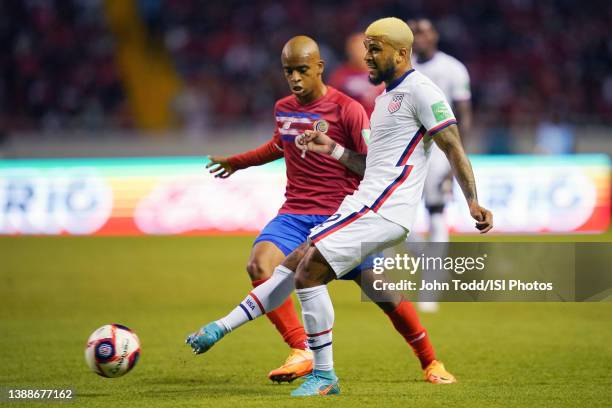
left=313, top=119, right=329, bottom=133
left=388, top=93, right=404, bottom=113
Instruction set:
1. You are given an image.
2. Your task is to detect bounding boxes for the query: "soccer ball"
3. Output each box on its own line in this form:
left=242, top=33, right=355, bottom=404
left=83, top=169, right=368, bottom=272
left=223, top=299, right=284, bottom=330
left=85, top=324, right=141, bottom=378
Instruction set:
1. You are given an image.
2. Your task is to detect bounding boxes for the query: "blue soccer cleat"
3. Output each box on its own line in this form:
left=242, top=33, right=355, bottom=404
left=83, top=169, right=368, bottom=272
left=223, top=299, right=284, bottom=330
left=185, top=322, right=225, bottom=354
left=290, top=369, right=340, bottom=397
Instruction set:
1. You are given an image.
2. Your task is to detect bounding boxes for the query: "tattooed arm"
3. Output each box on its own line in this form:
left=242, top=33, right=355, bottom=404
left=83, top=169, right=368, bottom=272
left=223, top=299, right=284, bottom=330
left=433, top=124, right=493, bottom=233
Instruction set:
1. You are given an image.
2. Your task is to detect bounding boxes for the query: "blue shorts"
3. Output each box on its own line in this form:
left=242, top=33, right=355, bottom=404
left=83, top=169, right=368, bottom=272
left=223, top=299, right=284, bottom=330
left=254, top=213, right=378, bottom=280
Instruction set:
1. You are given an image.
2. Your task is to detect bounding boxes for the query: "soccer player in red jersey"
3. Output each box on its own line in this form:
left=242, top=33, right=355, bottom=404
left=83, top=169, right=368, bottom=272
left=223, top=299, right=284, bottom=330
left=329, top=32, right=384, bottom=117
left=194, top=36, right=443, bottom=384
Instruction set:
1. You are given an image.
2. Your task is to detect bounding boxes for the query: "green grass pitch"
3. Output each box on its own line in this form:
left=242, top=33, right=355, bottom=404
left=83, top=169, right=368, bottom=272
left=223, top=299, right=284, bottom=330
left=1, top=234, right=611, bottom=407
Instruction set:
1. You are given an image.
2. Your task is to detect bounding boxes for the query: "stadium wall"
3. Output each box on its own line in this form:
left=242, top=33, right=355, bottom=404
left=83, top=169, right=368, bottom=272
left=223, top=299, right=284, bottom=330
left=1, top=126, right=612, bottom=158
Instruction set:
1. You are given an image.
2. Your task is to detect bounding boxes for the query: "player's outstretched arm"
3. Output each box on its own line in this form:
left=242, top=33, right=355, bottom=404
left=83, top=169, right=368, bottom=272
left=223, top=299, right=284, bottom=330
left=206, top=138, right=284, bottom=179
left=433, top=124, right=493, bottom=233
left=300, top=130, right=367, bottom=176
left=206, top=156, right=235, bottom=178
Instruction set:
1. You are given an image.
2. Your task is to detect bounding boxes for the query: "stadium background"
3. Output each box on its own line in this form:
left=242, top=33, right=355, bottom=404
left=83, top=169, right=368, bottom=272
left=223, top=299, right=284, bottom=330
left=1, top=1, right=611, bottom=407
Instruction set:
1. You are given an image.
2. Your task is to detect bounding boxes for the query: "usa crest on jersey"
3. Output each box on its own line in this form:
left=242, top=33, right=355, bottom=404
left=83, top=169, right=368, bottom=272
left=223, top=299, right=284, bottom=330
left=388, top=93, right=404, bottom=113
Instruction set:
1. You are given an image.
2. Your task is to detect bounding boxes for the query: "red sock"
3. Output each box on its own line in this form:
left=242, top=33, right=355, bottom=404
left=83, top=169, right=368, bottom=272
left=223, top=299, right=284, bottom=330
left=252, top=278, right=307, bottom=350
left=385, top=300, right=436, bottom=368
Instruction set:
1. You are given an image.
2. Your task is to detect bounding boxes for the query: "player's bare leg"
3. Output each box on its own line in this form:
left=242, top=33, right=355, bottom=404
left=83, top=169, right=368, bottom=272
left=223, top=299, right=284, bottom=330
left=185, top=244, right=309, bottom=355
left=247, top=242, right=312, bottom=383
left=246, top=241, right=286, bottom=281
left=291, top=243, right=340, bottom=396
left=356, top=267, right=400, bottom=313
left=356, top=268, right=456, bottom=383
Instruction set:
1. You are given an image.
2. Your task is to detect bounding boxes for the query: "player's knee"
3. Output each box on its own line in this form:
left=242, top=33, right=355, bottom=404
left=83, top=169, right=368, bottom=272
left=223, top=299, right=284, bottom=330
left=246, top=258, right=272, bottom=281
left=294, top=246, right=331, bottom=289
left=294, top=265, right=313, bottom=289
left=282, top=241, right=310, bottom=271
left=292, top=242, right=311, bottom=262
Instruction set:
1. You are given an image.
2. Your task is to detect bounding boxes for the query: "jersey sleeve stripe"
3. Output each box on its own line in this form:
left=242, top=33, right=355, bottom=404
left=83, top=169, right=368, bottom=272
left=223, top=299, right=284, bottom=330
left=370, top=165, right=414, bottom=212
left=396, top=126, right=426, bottom=166
left=310, top=206, right=370, bottom=243
left=428, top=119, right=458, bottom=136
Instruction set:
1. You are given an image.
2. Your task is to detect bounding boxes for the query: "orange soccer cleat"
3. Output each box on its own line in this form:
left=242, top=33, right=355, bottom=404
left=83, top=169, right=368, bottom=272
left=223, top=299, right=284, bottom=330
left=268, top=348, right=313, bottom=383
left=424, top=360, right=457, bottom=384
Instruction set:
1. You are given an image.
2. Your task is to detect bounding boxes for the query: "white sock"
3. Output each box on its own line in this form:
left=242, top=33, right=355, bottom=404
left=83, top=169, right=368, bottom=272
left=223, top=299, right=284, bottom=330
left=429, top=213, right=448, bottom=242
left=217, top=265, right=294, bottom=333
left=296, top=285, right=334, bottom=372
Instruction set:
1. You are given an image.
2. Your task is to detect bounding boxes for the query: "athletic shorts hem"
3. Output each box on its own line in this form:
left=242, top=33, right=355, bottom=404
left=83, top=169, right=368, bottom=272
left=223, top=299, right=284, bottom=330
left=253, top=235, right=293, bottom=256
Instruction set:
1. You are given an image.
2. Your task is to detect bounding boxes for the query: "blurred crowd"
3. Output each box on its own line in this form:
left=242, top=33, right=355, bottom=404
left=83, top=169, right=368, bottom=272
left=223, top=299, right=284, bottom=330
left=0, top=0, right=127, bottom=132
left=1, top=0, right=611, bottom=140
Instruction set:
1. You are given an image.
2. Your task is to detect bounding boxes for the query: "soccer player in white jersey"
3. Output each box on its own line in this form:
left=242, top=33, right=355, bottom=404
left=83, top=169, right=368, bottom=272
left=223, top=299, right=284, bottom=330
left=186, top=17, right=492, bottom=397
left=407, top=18, right=474, bottom=312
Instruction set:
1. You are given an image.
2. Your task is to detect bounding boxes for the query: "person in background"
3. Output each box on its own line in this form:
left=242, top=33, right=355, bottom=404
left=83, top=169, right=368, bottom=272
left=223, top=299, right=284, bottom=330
left=534, top=110, right=576, bottom=154
left=407, top=18, right=474, bottom=312
left=329, top=33, right=384, bottom=117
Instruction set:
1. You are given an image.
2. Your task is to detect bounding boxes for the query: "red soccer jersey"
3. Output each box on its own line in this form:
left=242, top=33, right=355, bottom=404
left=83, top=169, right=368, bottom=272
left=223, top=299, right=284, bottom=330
left=329, top=64, right=385, bottom=117
left=272, top=86, right=369, bottom=215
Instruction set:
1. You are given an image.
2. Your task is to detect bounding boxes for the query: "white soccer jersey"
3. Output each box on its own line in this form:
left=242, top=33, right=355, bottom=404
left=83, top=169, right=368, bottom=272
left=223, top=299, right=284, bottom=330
left=414, top=51, right=471, bottom=102
left=350, top=69, right=457, bottom=230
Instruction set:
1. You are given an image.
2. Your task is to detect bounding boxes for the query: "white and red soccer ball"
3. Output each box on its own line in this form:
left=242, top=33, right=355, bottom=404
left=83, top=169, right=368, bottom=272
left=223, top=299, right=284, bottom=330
left=85, top=324, right=141, bottom=378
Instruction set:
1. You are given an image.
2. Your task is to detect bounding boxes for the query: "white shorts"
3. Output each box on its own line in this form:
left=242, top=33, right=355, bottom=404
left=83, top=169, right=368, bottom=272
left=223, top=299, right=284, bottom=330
left=424, top=144, right=451, bottom=208
left=308, top=195, right=408, bottom=278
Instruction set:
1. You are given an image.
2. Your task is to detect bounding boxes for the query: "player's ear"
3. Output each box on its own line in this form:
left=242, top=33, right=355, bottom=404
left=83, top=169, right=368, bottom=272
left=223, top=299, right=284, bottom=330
left=393, top=49, right=402, bottom=65
left=397, top=47, right=409, bottom=64
left=317, top=59, right=325, bottom=76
